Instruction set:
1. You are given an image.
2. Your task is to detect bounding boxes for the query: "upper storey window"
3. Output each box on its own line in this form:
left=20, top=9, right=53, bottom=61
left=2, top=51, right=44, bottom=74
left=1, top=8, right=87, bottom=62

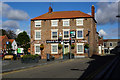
left=51, top=20, right=58, bottom=26
left=76, top=19, right=83, bottom=26
left=63, top=19, right=70, bottom=26
left=35, top=20, right=41, bottom=27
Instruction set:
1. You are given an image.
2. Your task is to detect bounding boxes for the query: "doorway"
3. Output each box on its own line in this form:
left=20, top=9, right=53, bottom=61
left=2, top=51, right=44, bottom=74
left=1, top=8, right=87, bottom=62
left=64, top=44, right=69, bottom=54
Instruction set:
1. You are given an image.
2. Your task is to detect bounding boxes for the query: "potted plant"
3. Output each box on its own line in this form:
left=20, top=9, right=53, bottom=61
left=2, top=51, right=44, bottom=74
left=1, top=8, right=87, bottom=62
left=40, top=44, right=44, bottom=59
left=71, top=44, right=75, bottom=49
left=40, top=44, right=44, bottom=51
left=84, top=43, right=89, bottom=49
left=58, top=43, right=62, bottom=50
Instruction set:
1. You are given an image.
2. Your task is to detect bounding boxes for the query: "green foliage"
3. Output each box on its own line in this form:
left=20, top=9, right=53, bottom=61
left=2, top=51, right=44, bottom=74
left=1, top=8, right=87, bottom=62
left=40, top=44, right=44, bottom=50
left=58, top=43, right=62, bottom=50
left=0, top=29, right=16, bottom=39
left=16, top=31, right=30, bottom=54
left=84, top=43, right=89, bottom=49
left=71, top=44, right=75, bottom=49
left=22, top=54, right=39, bottom=60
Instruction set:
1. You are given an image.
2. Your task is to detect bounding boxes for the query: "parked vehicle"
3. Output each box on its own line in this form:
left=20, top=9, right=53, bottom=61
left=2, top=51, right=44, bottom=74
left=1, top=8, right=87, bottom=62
left=3, top=54, right=17, bottom=60
left=0, top=53, right=4, bottom=59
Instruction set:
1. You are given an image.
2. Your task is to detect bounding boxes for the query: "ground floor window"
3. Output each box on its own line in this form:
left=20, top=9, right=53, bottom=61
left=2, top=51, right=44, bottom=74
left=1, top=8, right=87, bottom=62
left=51, top=44, right=58, bottom=54
left=77, top=43, right=84, bottom=54
left=34, top=44, right=40, bottom=54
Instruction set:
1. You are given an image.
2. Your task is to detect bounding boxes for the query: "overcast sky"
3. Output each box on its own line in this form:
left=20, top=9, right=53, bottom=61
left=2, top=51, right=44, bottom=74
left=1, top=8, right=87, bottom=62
left=0, top=2, right=119, bottom=39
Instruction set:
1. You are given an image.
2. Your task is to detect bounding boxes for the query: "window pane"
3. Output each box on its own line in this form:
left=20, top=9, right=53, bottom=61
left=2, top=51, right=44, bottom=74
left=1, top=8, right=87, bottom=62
left=36, top=46, right=40, bottom=52
left=35, top=22, right=41, bottom=27
left=52, top=32, right=57, bottom=38
left=64, top=31, right=69, bottom=38
left=77, top=31, right=82, bottom=38
left=52, top=21, right=58, bottom=26
left=36, top=32, right=41, bottom=38
left=63, top=21, right=69, bottom=26
left=78, top=45, right=83, bottom=52
left=52, top=45, right=57, bottom=52
left=110, top=43, right=112, bottom=46
left=76, top=20, right=83, bottom=25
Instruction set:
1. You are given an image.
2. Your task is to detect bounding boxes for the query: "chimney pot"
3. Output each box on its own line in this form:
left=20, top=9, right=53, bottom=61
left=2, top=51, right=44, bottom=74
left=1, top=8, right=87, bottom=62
left=48, top=6, right=53, bottom=13
left=91, top=5, right=95, bottom=18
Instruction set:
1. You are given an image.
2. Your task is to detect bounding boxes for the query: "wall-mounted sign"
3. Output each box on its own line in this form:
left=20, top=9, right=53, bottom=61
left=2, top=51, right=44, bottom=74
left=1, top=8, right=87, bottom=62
left=77, top=40, right=87, bottom=43
left=46, top=40, right=75, bottom=43
left=70, top=31, right=76, bottom=38
left=6, top=42, right=9, bottom=44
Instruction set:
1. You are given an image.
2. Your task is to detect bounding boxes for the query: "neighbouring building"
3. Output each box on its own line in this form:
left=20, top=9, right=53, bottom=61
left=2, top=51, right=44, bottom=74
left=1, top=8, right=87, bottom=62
left=103, top=39, right=120, bottom=54
left=9, top=39, right=18, bottom=54
left=0, top=35, right=9, bottom=54
left=30, top=5, right=98, bottom=59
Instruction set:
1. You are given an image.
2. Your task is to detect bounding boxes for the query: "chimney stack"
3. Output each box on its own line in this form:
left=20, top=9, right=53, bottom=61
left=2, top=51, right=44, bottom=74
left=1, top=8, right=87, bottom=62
left=91, top=5, right=95, bottom=18
left=48, top=6, right=53, bottom=13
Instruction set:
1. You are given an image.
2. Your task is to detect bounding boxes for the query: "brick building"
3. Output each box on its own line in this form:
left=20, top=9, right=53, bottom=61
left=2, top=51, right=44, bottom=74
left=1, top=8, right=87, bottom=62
left=0, top=35, right=9, bottom=53
left=30, top=5, right=98, bottom=59
left=103, top=39, right=120, bottom=54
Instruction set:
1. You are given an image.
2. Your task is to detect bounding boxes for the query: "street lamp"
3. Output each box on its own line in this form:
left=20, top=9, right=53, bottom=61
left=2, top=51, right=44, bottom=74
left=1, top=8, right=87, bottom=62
left=86, top=30, right=90, bottom=57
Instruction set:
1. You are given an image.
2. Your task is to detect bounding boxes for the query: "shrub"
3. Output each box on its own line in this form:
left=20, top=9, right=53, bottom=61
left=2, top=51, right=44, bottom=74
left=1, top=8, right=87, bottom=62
left=71, top=44, right=75, bottom=49
left=58, top=43, right=62, bottom=50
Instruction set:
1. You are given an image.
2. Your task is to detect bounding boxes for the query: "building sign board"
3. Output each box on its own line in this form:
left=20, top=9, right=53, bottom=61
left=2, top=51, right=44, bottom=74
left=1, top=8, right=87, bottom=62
left=17, top=48, right=24, bottom=53
left=6, top=42, right=9, bottom=44
left=46, top=40, right=75, bottom=43
left=70, top=31, right=76, bottom=38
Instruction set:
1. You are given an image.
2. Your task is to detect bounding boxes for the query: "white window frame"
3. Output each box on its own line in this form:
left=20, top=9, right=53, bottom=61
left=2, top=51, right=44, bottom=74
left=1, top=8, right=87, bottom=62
left=34, top=44, right=41, bottom=54
left=51, top=29, right=58, bottom=39
left=63, top=29, right=70, bottom=39
left=76, top=29, right=84, bottom=39
left=109, top=42, right=113, bottom=47
left=51, top=44, right=58, bottom=54
left=35, top=30, right=41, bottom=40
left=77, top=43, right=84, bottom=54
left=51, top=20, right=58, bottom=27
left=35, top=20, right=41, bottom=27
left=63, top=19, right=70, bottom=26
left=76, top=19, right=83, bottom=26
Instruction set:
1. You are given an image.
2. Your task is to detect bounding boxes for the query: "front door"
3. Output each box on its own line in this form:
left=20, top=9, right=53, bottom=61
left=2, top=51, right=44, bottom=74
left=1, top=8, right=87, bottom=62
left=64, top=44, right=69, bottom=54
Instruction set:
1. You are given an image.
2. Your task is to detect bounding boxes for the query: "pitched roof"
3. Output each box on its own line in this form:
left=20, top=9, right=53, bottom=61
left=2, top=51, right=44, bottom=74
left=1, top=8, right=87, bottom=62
left=103, top=39, right=120, bottom=42
left=0, top=35, right=7, bottom=41
left=9, top=39, right=14, bottom=43
left=31, top=11, right=93, bottom=20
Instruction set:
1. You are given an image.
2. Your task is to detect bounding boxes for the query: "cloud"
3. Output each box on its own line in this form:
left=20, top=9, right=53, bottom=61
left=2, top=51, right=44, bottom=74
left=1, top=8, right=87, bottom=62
left=15, top=29, right=23, bottom=35
left=2, top=20, right=20, bottom=29
left=98, top=29, right=107, bottom=36
left=2, top=2, right=30, bottom=20
left=96, top=2, right=118, bottom=25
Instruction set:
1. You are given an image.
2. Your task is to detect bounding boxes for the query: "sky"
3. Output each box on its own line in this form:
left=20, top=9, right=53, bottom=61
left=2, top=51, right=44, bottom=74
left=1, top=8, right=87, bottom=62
left=0, top=2, right=119, bottom=39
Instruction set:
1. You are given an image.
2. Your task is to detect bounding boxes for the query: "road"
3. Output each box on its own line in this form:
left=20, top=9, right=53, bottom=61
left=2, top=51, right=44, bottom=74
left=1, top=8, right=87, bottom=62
left=2, top=54, right=116, bottom=80
left=109, top=56, right=120, bottom=80
left=2, top=58, right=91, bottom=79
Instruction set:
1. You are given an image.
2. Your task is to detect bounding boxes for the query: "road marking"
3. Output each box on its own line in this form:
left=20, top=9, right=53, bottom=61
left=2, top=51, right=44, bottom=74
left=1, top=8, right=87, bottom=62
left=2, top=58, right=90, bottom=76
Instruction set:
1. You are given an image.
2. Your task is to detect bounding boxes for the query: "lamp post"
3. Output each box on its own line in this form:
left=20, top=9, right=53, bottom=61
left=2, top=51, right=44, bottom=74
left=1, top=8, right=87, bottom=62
left=86, top=30, right=90, bottom=57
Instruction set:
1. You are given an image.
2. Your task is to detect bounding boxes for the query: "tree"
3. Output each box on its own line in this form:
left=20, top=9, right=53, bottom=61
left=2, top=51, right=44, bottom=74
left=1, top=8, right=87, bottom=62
left=0, top=29, right=16, bottom=39
left=16, top=31, right=30, bottom=54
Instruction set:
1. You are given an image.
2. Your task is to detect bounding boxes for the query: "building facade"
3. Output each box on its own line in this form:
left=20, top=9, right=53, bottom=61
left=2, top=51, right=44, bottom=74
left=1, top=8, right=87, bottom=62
left=9, top=39, right=18, bottom=54
left=0, top=35, right=9, bottom=53
left=30, top=5, right=98, bottom=59
left=103, top=39, right=120, bottom=54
